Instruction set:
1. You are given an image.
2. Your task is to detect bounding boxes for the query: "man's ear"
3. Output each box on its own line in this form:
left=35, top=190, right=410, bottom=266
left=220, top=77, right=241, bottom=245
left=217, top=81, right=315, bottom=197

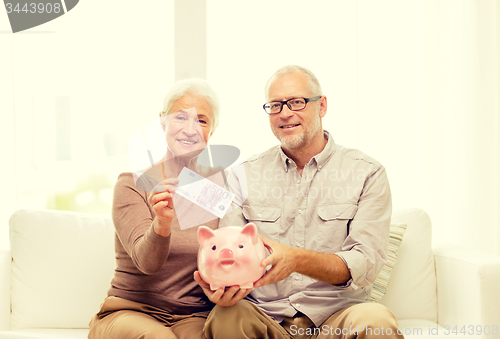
left=319, top=95, right=327, bottom=118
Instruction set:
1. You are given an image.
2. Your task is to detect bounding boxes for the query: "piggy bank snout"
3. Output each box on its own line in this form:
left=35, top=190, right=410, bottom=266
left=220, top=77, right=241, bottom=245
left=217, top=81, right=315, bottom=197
left=219, top=248, right=234, bottom=259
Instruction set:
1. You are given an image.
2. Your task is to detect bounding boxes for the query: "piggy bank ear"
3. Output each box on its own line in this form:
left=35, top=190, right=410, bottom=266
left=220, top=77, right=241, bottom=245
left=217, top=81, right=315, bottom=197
left=241, top=223, right=258, bottom=244
left=198, top=226, right=215, bottom=246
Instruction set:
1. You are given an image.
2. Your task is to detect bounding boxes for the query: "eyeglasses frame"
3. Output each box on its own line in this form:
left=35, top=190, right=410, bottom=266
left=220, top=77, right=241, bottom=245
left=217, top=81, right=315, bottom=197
left=262, top=96, right=322, bottom=114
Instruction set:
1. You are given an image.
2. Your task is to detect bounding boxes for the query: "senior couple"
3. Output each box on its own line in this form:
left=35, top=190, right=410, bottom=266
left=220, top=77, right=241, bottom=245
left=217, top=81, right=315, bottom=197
left=88, top=65, right=403, bottom=339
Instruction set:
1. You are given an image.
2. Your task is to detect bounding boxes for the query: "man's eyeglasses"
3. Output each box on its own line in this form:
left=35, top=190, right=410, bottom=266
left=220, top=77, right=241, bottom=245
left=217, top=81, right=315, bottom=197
left=263, top=96, right=322, bottom=114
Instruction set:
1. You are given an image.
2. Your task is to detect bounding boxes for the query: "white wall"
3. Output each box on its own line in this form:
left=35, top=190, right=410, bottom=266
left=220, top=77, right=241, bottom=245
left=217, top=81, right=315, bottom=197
left=207, top=0, right=499, bottom=255
left=0, top=0, right=175, bottom=249
left=1, top=0, right=498, bottom=255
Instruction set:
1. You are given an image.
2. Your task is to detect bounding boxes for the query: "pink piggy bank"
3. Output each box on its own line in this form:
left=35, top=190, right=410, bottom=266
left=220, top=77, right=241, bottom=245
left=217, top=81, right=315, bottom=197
left=197, top=223, right=266, bottom=290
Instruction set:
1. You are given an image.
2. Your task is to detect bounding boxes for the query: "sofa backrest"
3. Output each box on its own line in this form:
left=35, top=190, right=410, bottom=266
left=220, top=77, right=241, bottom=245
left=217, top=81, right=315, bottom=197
left=9, top=209, right=115, bottom=329
left=380, top=208, right=438, bottom=323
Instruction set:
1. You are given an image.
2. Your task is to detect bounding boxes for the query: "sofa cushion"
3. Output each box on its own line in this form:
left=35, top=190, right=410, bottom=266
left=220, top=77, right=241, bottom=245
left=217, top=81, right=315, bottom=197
left=9, top=210, right=115, bottom=329
left=369, top=223, right=407, bottom=302
left=379, top=208, right=438, bottom=322
left=0, top=250, right=11, bottom=331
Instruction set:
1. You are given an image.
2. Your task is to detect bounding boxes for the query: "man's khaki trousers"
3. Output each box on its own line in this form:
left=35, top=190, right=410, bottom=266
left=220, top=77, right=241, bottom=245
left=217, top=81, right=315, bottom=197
left=204, top=300, right=404, bottom=339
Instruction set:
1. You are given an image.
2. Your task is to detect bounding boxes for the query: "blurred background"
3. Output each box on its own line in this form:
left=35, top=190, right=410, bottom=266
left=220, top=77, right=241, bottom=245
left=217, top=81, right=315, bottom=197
left=0, top=0, right=499, bottom=255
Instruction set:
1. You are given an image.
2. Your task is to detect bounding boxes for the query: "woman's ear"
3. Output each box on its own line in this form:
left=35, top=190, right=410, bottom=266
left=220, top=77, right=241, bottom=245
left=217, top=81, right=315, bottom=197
left=160, top=113, right=167, bottom=132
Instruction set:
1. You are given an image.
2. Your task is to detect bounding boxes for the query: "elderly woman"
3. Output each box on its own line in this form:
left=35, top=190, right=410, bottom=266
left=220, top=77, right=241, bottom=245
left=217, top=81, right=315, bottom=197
left=88, top=79, right=221, bottom=339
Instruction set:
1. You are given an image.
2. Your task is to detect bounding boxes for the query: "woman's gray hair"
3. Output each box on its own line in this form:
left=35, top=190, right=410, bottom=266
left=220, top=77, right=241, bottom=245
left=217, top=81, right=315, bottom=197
left=264, top=65, right=323, bottom=100
left=161, top=78, right=220, bottom=132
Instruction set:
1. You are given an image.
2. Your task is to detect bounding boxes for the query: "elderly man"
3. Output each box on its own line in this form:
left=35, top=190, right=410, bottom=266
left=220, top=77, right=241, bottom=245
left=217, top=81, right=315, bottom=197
left=196, top=65, right=403, bottom=339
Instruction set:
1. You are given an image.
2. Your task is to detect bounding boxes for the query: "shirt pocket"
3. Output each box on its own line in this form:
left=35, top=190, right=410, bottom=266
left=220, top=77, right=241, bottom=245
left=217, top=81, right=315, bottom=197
left=315, top=203, right=358, bottom=253
left=242, top=204, right=282, bottom=241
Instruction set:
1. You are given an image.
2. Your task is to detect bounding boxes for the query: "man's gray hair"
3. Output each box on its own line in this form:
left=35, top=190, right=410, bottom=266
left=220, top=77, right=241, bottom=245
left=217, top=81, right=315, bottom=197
left=161, top=78, right=220, bottom=132
left=265, top=65, right=323, bottom=100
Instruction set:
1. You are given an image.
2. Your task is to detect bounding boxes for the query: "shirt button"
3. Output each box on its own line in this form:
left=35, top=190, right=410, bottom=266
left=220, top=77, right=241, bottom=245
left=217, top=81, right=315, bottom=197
left=298, top=209, right=302, bottom=214
left=296, top=242, right=301, bottom=247
left=335, top=212, right=340, bottom=217
left=258, top=213, right=262, bottom=217
left=294, top=275, right=300, bottom=280
left=296, top=303, right=301, bottom=308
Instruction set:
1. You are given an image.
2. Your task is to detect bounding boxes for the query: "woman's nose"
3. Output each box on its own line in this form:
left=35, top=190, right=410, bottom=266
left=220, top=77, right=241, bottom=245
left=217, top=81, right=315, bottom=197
left=183, top=118, right=199, bottom=135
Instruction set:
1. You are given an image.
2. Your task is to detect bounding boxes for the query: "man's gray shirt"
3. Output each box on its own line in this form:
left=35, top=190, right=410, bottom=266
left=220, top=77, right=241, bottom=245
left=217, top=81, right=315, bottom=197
left=220, top=130, right=392, bottom=326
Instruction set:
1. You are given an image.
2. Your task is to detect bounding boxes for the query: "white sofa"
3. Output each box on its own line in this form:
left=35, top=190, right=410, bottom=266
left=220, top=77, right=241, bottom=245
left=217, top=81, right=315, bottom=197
left=0, top=208, right=499, bottom=339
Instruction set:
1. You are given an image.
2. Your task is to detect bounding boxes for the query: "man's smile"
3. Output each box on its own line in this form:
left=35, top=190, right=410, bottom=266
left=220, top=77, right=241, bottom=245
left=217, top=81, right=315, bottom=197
left=280, top=123, right=300, bottom=129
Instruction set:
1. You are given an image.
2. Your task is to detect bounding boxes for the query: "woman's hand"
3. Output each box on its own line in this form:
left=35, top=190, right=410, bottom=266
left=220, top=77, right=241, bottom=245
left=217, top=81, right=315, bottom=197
left=148, top=178, right=179, bottom=237
left=193, top=271, right=251, bottom=307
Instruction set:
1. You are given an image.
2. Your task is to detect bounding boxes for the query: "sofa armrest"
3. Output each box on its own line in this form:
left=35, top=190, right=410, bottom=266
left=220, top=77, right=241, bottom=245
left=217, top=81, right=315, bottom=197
left=433, top=244, right=500, bottom=337
left=0, top=250, right=11, bottom=331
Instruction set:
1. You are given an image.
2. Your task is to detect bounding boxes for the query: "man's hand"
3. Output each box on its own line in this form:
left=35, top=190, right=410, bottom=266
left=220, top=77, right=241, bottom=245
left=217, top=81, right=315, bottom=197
left=254, top=236, right=298, bottom=288
left=148, top=178, right=179, bottom=237
left=255, top=235, right=352, bottom=287
left=193, top=271, right=251, bottom=307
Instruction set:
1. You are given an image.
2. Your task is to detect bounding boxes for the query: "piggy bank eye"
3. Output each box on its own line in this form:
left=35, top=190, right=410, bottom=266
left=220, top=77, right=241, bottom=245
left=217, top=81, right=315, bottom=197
left=238, top=243, right=244, bottom=249
left=211, top=245, right=216, bottom=251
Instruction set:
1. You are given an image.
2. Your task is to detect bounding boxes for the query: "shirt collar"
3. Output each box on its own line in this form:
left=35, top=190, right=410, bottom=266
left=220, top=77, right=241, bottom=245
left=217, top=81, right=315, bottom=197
left=312, top=130, right=335, bottom=169
left=278, top=130, right=336, bottom=172
left=278, top=146, right=292, bottom=172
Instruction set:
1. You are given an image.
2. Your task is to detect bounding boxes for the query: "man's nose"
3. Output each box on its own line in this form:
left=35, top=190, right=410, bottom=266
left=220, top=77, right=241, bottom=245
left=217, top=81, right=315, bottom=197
left=279, top=104, right=294, bottom=118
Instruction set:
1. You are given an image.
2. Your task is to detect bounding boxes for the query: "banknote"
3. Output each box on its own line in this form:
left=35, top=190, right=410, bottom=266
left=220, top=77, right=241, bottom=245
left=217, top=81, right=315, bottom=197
left=176, top=167, right=234, bottom=219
